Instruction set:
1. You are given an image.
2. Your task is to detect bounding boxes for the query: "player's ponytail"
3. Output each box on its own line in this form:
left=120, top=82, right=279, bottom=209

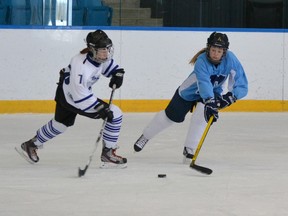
left=80, top=48, right=89, bottom=54
left=189, top=48, right=206, bottom=65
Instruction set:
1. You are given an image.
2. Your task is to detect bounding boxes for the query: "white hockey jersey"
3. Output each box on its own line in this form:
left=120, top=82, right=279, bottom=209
left=62, top=53, right=119, bottom=113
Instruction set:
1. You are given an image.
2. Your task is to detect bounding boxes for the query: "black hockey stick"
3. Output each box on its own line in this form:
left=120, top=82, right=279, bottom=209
left=190, top=116, right=214, bottom=175
left=78, top=86, right=116, bottom=177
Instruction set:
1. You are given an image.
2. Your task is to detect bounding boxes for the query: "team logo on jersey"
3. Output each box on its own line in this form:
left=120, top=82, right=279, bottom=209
left=210, top=74, right=226, bottom=87
left=91, top=75, right=99, bottom=81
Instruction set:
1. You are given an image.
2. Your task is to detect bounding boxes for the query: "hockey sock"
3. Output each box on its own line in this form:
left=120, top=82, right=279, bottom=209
left=183, top=103, right=207, bottom=151
left=143, top=110, right=174, bottom=140
left=35, top=118, right=67, bottom=146
left=102, top=105, right=122, bottom=149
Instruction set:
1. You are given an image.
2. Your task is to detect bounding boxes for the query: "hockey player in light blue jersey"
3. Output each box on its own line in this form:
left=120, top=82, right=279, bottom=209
left=18, top=30, right=127, bottom=168
left=134, top=32, right=248, bottom=160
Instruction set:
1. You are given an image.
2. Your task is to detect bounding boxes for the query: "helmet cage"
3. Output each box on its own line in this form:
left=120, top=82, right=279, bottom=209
left=89, top=44, right=114, bottom=64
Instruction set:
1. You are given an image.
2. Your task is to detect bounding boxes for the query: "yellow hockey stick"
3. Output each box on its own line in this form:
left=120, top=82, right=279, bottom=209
left=190, top=116, right=214, bottom=175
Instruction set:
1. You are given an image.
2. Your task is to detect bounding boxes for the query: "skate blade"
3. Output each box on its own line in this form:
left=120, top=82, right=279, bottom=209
left=100, top=162, right=127, bottom=169
left=15, top=147, right=35, bottom=164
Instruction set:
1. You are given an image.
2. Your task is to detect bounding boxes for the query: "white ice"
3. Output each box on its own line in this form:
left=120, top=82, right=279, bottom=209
left=1, top=112, right=288, bottom=216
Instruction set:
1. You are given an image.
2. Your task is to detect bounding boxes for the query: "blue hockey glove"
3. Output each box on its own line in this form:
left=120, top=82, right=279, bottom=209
left=109, top=68, right=125, bottom=89
left=217, top=92, right=237, bottom=109
left=204, top=98, right=219, bottom=124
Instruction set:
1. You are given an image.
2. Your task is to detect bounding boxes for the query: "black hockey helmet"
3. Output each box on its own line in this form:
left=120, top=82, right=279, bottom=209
left=206, top=32, right=229, bottom=64
left=86, top=29, right=112, bottom=49
left=207, top=32, right=229, bottom=49
left=86, top=30, right=113, bottom=63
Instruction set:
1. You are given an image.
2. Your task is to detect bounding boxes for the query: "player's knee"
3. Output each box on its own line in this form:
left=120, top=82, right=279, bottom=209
left=55, top=118, right=75, bottom=127
left=165, top=108, right=185, bottom=123
left=110, top=104, right=122, bottom=119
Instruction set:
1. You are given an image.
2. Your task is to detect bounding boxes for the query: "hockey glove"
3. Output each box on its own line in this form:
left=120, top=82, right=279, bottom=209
left=109, top=68, right=125, bottom=89
left=204, top=98, right=219, bottom=124
left=217, top=92, right=237, bottom=109
left=58, top=69, right=65, bottom=85
left=94, top=102, right=114, bottom=123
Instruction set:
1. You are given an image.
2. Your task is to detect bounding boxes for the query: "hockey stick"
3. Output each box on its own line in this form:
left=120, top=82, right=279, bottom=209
left=190, top=116, right=214, bottom=175
left=78, top=86, right=116, bottom=177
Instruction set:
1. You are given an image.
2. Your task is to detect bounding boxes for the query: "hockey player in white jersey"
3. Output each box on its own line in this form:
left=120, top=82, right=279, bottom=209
left=134, top=32, right=248, bottom=161
left=18, top=30, right=127, bottom=168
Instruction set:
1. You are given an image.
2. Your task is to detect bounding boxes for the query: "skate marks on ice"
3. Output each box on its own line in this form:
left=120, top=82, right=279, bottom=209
left=1, top=113, right=288, bottom=216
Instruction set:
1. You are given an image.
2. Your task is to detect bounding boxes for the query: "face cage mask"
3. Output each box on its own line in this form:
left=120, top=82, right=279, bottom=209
left=90, top=45, right=114, bottom=64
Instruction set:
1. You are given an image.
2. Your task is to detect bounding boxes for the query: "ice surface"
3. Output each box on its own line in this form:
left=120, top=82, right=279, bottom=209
left=1, top=112, right=288, bottom=216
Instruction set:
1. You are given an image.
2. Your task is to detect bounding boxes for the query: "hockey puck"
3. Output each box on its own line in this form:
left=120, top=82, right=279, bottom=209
left=158, top=174, right=167, bottom=178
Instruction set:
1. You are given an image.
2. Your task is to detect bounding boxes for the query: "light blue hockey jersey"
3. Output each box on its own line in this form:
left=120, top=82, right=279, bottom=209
left=178, top=50, right=248, bottom=101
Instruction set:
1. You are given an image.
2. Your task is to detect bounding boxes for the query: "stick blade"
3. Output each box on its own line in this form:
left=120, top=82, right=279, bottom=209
left=190, top=163, right=213, bottom=175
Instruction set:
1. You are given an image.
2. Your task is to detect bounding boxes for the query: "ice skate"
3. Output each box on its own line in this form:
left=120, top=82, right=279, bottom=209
left=100, top=146, right=127, bottom=169
left=15, top=137, right=39, bottom=164
left=182, top=147, right=194, bottom=164
left=134, top=134, right=149, bottom=152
